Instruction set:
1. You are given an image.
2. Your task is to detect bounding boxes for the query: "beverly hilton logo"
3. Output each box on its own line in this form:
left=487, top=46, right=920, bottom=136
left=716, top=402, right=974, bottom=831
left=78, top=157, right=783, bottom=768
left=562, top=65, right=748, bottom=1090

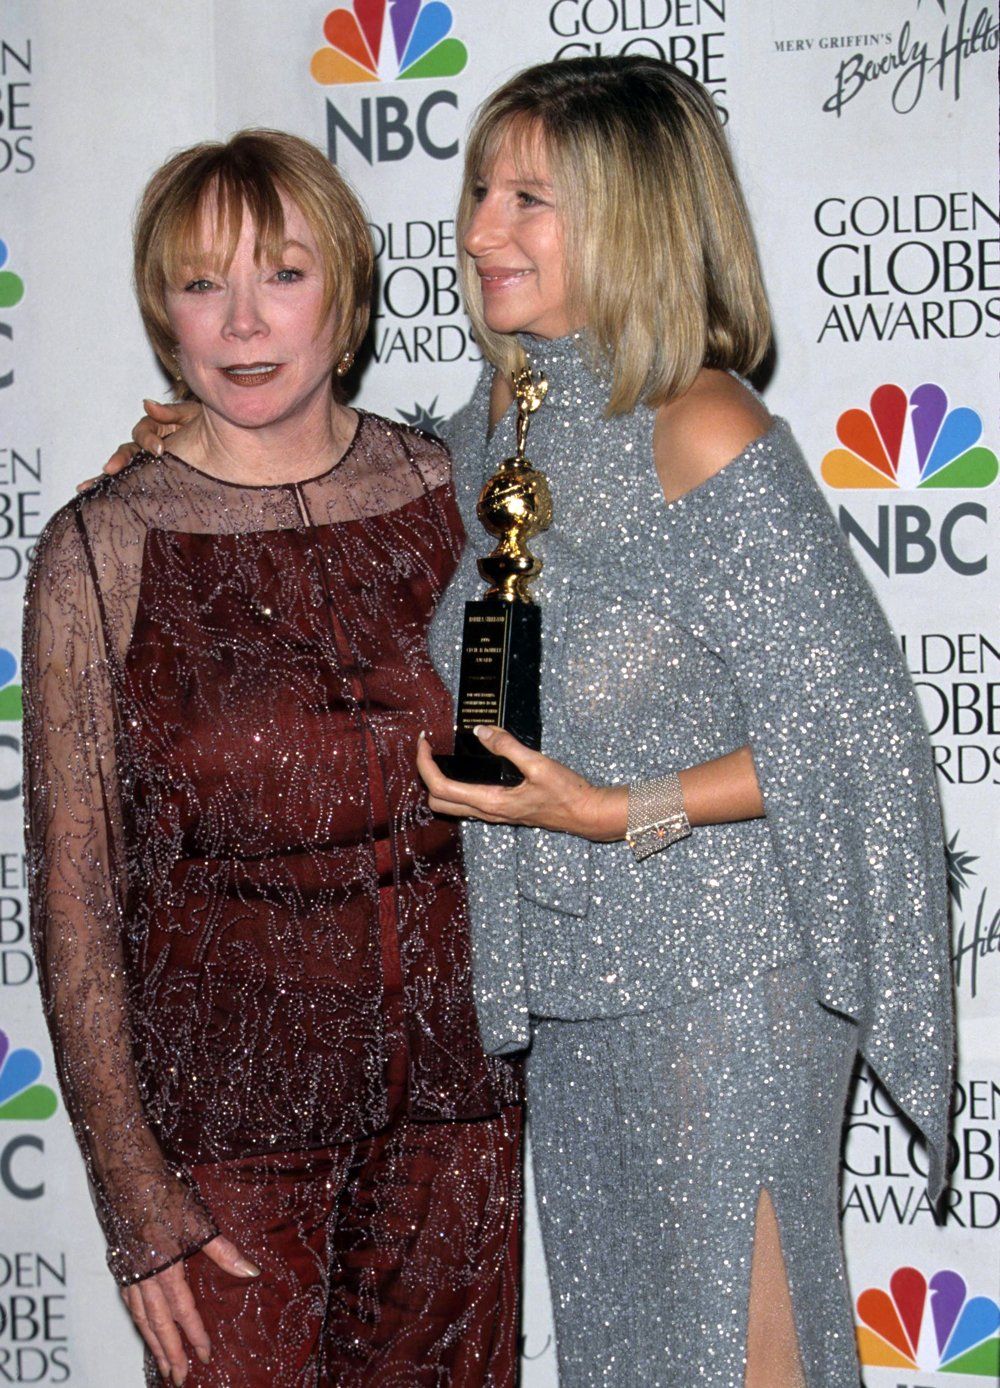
left=856, top=1266, right=999, bottom=1375
left=822, top=384, right=999, bottom=490
left=0, top=1027, right=57, bottom=1121
left=311, top=0, right=468, bottom=84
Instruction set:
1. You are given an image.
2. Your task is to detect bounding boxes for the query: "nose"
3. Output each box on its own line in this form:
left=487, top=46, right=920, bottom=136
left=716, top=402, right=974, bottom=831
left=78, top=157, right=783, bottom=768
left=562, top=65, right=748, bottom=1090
left=223, top=282, right=268, bottom=341
left=464, top=192, right=505, bottom=258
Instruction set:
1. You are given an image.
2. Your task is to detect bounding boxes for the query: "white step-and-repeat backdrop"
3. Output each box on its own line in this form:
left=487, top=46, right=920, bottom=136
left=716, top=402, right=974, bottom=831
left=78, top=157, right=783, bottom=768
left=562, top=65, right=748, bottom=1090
left=1, top=2, right=997, bottom=1383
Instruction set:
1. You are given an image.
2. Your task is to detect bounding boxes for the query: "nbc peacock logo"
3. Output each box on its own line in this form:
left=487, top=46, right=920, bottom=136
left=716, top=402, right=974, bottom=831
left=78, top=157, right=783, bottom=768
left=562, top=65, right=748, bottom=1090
left=0, top=649, right=22, bottom=721
left=821, top=384, right=999, bottom=491
left=0, top=235, right=26, bottom=391
left=0, top=1027, right=58, bottom=1122
left=311, top=0, right=468, bottom=85
left=856, top=1267, right=1000, bottom=1376
left=0, top=238, right=25, bottom=313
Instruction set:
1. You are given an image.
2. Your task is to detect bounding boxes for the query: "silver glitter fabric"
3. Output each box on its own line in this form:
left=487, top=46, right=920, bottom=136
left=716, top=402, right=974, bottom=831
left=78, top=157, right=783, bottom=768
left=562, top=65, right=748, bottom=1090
left=430, top=335, right=954, bottom=1384
left=22, top=412, right=522, bottom=1383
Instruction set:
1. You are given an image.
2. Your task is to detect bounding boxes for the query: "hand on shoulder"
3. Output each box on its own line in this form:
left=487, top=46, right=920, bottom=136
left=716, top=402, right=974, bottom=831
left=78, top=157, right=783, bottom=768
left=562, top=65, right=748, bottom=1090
left=653, top=369, right=773, bottom=505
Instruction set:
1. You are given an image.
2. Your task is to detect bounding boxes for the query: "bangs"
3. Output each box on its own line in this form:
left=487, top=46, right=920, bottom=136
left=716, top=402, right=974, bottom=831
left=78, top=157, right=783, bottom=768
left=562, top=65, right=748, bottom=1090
left=470, top=110, right=551, bottom=188
left=135, top=129, right=375, bottom=398
left=159, top=162, right=290, bottom=286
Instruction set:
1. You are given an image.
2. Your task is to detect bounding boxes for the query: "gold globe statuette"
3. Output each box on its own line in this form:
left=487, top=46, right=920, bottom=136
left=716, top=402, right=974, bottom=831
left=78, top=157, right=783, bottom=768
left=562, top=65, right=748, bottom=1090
left=434, top=366, right=552, bottom=785
left=476, top=368, right=553, bottom=603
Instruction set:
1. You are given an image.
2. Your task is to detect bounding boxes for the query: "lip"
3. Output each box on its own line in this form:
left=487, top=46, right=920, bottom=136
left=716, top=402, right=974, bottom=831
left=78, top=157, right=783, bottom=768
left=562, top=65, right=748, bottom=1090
left=219, top=363, right=283, bottom=387
left=477, top=267, right=532, bottom=293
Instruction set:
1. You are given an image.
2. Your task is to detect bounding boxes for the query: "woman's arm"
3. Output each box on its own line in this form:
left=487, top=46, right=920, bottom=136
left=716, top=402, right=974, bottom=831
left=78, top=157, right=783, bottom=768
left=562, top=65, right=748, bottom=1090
left=417, top=731, right=761, bottom=840
left=23, top=506, right=256, bottom=1382
left=416, top=371, right=772, bottom=840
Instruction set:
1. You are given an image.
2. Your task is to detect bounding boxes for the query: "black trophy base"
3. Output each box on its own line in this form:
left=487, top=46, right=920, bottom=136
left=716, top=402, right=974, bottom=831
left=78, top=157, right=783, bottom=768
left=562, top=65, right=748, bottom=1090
left=434, top=599, right=541, bottom=787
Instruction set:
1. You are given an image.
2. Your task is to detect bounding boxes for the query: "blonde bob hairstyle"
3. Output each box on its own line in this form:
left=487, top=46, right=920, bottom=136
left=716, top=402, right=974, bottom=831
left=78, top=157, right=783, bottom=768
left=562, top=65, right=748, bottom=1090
left=134, top=128, right=374, bottom=387
left=458, top=57, right=772, bottom=415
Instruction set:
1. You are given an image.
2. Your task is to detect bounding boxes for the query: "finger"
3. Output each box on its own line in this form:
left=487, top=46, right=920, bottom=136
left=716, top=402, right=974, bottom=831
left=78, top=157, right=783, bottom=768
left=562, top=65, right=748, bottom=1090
left=473, top=724, right=542, bottom=773
left=201, top=1234, right=260, bottom=1278
left=104, top=442, right=139, bottom=475
left=162, top=1274, right=212, bottom=1367
left=133, top=416, right=165, bottom=455
left=427, top=794, right=507, bottom=822
left=143, top=397, right=194, bottom=423
left=141, top=1282, right=190, bottom=1385
left=123, top=1287, right=171, bottom=1381
left=76, top=475, right=101, bottom=493
left=418, top=757, right=502, bottom=811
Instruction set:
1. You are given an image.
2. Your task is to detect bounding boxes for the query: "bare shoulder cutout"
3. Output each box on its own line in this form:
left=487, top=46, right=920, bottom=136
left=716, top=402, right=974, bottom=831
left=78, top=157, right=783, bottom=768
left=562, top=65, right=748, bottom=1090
left=653, top=370, right=773, bottom=505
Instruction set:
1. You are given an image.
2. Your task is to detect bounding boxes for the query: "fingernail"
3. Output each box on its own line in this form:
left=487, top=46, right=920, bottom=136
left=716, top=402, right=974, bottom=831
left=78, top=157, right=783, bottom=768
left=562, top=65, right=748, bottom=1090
left=154, top=440, right=164, bottom=457
left=197, top=1344, right=212, bottom=1364
left=474, top=724, right=494, bottom=742
left=417, top=729, right=425, bottom=742
left=235, top=1257, right=261, bottom=1277
left=172, top=1372, right=185, bottom=1387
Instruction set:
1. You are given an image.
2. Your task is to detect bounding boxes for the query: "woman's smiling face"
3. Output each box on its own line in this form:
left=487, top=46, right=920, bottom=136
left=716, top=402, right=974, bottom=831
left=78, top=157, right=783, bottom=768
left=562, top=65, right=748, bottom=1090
left=463, top=132, right=579, bottom=340
left=166, top=192, right=338, bottom=432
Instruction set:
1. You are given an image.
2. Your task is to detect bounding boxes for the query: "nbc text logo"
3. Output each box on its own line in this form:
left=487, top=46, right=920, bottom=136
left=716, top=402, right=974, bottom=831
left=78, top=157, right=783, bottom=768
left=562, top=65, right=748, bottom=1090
left=312, top=1, right=468, bottom=165
left=0, top=237, right=25, bottom=390
left=0, top=1027, right=57, bottom=1201
left=822, top=382, right=997, bottom=577
left=857, top=1266, right=999, bottom=1376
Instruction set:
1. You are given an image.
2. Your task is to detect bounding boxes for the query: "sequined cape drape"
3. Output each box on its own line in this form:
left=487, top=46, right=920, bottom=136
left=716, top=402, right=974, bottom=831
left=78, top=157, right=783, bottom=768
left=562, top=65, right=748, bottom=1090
left=23, top=412, right=518, bottom=1285
left=429, top=340, right=953, bottom=1199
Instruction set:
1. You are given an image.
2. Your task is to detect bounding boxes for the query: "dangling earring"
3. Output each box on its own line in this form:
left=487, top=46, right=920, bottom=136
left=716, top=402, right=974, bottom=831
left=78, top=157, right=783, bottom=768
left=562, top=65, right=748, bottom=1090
left=335, top=351, right=354, bottom=377
left=169, top=345, right=184, bottom=383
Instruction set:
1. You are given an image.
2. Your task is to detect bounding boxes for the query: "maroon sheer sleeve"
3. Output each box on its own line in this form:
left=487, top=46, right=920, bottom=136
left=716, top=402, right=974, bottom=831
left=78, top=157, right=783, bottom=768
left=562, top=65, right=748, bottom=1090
left=22, top=503, right=218, bottom=1285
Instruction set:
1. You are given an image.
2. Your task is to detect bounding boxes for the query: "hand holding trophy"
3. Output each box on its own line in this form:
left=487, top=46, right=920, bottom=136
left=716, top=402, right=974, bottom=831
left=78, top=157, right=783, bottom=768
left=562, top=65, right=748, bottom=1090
left=435, top=368, right=551, bottom=785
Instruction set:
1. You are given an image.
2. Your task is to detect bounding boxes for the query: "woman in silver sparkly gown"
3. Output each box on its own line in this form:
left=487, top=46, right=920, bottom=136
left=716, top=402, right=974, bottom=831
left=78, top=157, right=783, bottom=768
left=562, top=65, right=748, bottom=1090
left=416, top=57, right=954, bottom=1387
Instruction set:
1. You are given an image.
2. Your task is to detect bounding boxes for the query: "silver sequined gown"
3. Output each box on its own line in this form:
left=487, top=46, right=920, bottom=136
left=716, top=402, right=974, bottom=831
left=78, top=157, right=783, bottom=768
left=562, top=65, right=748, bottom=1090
left=429, top=337, right=953, bottom=1387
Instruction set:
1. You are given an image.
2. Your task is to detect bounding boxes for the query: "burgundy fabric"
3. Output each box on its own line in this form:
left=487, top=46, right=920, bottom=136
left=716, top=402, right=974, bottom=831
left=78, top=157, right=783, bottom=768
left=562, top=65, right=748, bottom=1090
left=23, top=413, right=521, bottom=1303
left=161, top=1105, right=523, bottom=1388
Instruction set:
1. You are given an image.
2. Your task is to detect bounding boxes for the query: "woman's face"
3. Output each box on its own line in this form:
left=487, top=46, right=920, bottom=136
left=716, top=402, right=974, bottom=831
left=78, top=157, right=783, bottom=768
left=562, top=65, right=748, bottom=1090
left=464, top=132, right=578, bottom=340
left=166, top=192, right=337, bottom=432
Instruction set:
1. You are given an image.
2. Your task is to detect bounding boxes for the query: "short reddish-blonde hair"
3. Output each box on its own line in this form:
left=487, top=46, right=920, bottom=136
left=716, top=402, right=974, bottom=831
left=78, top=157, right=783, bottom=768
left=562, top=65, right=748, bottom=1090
left=134, top=128, right=373, bottom=381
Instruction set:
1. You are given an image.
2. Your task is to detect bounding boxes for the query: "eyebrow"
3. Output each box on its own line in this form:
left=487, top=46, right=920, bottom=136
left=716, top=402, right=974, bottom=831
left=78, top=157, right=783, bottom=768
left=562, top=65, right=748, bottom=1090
left=477, top=173, right=553, bottom=191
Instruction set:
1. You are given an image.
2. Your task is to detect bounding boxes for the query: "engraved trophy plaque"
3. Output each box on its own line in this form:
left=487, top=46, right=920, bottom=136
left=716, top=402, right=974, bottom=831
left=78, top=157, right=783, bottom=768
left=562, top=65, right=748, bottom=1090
left=435, top=368, right=552, bottom=786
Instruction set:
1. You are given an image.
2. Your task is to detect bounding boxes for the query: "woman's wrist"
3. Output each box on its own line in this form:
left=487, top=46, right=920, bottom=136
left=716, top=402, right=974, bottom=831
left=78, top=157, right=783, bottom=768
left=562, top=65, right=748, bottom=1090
left=577, top=784, right=629, bottom=842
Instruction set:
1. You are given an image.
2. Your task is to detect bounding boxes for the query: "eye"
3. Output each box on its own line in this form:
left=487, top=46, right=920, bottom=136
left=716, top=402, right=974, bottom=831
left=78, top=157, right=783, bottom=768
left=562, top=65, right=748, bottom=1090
left=516, top=190, right=544, bottom=208
left=471, top=181, right=487, bottom=203
left=274, top=267, right=305, bottom=283
left=183, top=277, right=215, bottom=293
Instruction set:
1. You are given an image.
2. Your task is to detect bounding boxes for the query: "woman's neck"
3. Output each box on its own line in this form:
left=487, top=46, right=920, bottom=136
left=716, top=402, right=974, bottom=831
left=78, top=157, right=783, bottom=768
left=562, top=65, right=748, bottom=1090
left=165, top=388, right=355, bottom=487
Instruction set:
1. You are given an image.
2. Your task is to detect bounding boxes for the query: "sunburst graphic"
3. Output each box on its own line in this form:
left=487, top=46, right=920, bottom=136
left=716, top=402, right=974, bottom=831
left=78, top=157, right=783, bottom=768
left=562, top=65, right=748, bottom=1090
left=310, top=1, right=468, bottom=85
left=398, top=397, right=447, bottom=436
left=0, top=1028, right=58, bottom=1121
left=945, top=831, right=978, bottom=908
left=821, top=383, right=999, bottom=490
left=857, top=1267, right=1000, bottom=1375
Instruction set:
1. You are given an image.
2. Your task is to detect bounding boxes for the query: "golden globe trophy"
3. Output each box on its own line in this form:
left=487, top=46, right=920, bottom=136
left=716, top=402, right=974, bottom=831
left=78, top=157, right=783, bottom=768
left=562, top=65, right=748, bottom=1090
left=435, top=368, right=552, bottom=786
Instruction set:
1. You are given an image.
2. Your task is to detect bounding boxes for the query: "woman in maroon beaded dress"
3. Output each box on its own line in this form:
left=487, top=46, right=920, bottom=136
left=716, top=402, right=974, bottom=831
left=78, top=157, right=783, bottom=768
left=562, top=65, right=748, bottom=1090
left=22, top=130, right=521, bottom=1387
